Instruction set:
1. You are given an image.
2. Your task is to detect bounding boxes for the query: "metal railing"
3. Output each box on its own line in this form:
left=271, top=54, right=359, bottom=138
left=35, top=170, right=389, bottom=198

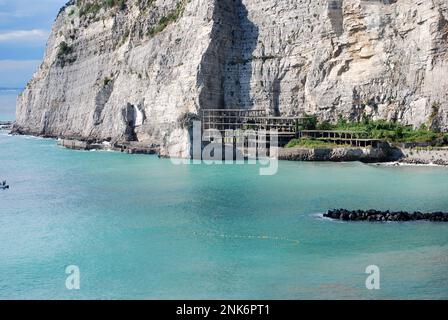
left=201, top=109, right=304, bottom=136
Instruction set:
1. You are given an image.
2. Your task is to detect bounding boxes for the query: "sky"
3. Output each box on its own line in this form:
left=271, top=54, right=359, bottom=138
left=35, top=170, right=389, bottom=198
left=0, top=0, right=67, bottom=88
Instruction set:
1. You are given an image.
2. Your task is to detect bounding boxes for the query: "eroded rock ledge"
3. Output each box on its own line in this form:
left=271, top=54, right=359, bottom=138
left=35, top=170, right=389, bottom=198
left=278, top=146, right=395, bottom=163
left=324, top=209, right=448, bottom=222
left=57, top=138, right=159, bottom=154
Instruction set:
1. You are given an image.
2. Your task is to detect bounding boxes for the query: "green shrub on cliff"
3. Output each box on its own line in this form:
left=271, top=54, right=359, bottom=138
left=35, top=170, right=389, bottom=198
left=58, top=41, right=72, bottom=56
left=147, top=1, right=186, bottom=37
left=290, top=117, right=445, bottom=145
left=324, top=119, right=440, bottom=143
left=79, top=2, right=101, bottom=17
left=105, top=0, right=126, bottom=9
left=316, top=121, right=333, bottom=130
left=299, top=114, right=318, bottom=130
left=57, top=41, right=76, bottom=67
left=77, top=0, right=126, bottom=18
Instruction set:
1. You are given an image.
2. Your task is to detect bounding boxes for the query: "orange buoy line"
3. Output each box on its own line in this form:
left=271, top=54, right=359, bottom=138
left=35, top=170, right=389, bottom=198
left=193, top=231, right=300, bottom=245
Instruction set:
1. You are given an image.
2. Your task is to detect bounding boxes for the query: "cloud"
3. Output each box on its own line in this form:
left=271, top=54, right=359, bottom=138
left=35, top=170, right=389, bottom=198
left=0, top=0, right=68, bottom=19
left=0, top=1, right=66, bottom=86
left=0, top=59, right=41, bottom=87
left=0, top=29, right=49, bottom=43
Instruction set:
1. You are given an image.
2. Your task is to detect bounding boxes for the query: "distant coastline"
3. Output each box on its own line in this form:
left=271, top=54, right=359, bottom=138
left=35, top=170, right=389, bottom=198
left=0, top=90, right=19, bottom=122
left=0, top=88, right=22, bottom=94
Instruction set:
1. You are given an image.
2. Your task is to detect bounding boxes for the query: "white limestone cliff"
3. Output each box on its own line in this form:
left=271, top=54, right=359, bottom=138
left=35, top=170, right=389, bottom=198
left=15, top=0, right=448, bottom=157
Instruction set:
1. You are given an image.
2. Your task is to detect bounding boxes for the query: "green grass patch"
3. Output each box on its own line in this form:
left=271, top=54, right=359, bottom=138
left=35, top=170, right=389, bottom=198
left=285, top=138, right=348, bottom=149
left=303, top=116, right=444, bottom=143
left=331, top=119, right=440, bottom=143
left=291, top=114, right=447, bottom=145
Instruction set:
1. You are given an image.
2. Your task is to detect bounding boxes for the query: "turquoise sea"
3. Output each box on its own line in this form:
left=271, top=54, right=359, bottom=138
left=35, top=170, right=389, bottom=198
left=1, top=104, right=448, bottom=299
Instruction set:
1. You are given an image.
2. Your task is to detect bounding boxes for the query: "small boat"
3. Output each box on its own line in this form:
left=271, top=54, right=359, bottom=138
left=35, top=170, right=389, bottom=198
left=1, top=181, right=9, bottom=190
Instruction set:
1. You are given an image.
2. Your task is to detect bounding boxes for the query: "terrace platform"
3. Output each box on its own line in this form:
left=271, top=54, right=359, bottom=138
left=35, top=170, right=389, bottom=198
left=200, top=110, right=383, bottom=148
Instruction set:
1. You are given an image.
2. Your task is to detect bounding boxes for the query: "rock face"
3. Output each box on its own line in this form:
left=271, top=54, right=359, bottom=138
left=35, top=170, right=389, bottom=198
left=400, top=147, right=448, bottom=165
left=15, top=0, right=448, bottom=157
left=278, top=145, right=395, bottom=162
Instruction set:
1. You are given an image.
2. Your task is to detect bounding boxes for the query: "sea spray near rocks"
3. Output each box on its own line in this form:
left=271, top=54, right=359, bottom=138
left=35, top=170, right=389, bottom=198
left=324, top=209, right=448, bottom=222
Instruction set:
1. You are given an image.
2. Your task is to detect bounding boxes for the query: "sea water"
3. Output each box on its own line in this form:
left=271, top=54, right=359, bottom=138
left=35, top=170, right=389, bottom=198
left=0, top=117, right=448, bottom=299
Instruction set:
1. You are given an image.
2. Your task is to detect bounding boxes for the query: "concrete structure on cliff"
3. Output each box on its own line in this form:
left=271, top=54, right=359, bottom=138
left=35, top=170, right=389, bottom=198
left=14, top=0, right=448, bottom=157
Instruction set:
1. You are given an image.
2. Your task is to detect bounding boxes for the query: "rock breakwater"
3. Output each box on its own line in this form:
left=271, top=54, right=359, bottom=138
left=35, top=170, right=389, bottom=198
left=324, top=209, right=448, bottom=222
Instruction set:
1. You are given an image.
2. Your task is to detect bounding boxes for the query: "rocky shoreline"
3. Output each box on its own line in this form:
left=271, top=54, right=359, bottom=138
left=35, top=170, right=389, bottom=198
left=278, top=145, right=448, bottom=166
left=324, top=209, right=448, bottom=222
left=278, top=146, right=396, bottom=163
left=57, top=138, right=159, bottom=155
left=0, top=121, right=13, bottom=131
left=5, top=128, right=448, bottom=165
left=399, top=148, right=448, bottom=166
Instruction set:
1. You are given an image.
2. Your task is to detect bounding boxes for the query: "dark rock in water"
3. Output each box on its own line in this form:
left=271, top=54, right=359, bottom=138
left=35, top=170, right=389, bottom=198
left=0, top=121, right=13, bottom=131
left=323, top=209, right=448, bottom=222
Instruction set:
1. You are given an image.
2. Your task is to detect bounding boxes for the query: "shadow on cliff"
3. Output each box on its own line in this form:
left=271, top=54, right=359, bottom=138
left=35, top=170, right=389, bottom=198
left=198, top=0, right=259, bottom=110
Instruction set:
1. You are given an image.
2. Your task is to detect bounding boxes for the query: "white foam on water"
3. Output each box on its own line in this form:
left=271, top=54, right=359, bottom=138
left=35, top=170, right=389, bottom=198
left=372, top=161, right=444, bottom=168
